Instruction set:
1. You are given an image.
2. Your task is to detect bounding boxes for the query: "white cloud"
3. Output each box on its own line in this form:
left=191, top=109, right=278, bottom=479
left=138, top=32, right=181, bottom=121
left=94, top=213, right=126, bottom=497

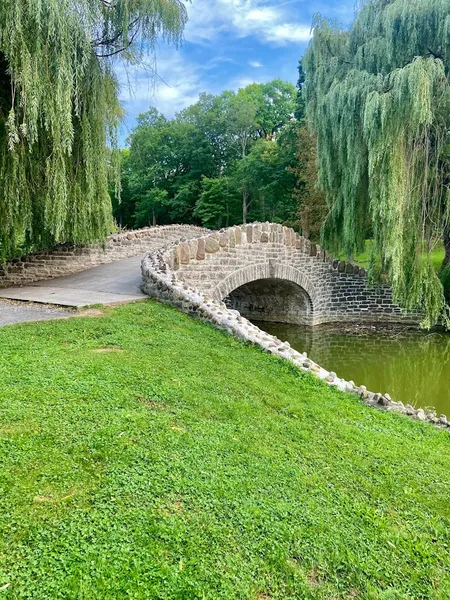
left=117, top=49, right=207, bottom=141
left=184, top=0, right=312, bottom=46
left=249, top=60, right=263, bottom=67
left=266, top=24, right=312, bottom=43
left=245, top=7, right=279, bottom=24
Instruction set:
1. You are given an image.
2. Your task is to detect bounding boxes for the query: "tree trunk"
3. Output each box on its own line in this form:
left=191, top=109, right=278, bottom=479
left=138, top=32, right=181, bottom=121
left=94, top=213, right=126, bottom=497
left=152, top=206, right=156, bottom=227
left=0, top=52, right=12, bottom=118
left=444, top=225, right=450, bottom=267
left=260, top=194, right=265, bottom=221
left=242, top=186, right=248, bottom=224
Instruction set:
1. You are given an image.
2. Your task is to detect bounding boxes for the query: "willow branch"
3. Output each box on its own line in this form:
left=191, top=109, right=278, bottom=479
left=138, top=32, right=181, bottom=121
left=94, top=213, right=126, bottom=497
left=95, top=26, right=140, bottom=58
left=91, top=18, right=140, bottom=47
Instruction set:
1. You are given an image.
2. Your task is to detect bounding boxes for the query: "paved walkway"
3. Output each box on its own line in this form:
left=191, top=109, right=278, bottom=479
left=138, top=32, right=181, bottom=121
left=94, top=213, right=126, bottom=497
left=0, top=300, right=72, bottom=327
left=0, top=255, right=146, bottom=309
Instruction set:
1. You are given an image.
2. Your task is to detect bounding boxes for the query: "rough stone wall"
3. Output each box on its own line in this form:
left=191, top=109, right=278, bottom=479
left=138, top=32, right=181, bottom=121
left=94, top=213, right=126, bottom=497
left=0, top=225, right=207, bottom=288
left=159, top=222, right=419, bottom=326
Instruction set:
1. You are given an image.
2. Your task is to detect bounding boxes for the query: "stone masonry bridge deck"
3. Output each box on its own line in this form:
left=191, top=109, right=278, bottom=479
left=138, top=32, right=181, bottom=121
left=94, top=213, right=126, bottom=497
left=143, top=223, right=417, bottom=326
left=0, top=225, right=207, bottom=289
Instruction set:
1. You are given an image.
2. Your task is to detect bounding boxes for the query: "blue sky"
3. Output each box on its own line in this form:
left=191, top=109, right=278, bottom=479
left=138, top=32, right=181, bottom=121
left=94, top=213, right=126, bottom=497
left=118, top=0, right=356, bottom=145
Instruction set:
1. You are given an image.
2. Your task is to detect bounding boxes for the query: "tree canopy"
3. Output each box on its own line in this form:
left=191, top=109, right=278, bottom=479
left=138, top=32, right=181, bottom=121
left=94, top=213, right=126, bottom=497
left=118, top=80, right=308, bottom=230
left=0, top=0, right=187, bottom=259
left=304, top=0, right=450, bottom=326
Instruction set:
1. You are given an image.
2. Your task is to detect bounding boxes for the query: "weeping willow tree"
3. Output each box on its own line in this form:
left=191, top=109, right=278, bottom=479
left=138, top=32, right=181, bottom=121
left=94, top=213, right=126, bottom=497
left=0, top=0, right=187, bottom=259
left=304, top=0, right=450, bottom=327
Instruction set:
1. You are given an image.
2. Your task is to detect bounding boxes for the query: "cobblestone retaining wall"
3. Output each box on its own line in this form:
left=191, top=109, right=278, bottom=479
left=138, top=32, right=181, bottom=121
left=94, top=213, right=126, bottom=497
left=0, top=225, right=207, bottom=288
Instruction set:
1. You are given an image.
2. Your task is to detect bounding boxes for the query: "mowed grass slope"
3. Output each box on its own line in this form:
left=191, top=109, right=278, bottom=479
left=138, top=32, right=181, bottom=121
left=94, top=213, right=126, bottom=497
left=0, top=302, right=449, bottom=600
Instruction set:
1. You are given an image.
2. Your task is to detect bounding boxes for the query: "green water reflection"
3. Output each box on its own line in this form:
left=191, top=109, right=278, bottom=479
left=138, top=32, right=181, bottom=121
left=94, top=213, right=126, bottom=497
left=255, top=322, right=450, bottom=415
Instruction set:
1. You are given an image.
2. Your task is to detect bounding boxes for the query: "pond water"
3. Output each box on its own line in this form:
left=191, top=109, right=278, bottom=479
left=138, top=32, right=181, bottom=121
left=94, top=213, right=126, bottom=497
left=254, top=322, right=450, bottom=415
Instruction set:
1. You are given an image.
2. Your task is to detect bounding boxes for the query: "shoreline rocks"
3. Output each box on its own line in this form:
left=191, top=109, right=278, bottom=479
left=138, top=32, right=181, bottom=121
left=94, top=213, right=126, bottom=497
left=141, top=248, right=449, bottom=433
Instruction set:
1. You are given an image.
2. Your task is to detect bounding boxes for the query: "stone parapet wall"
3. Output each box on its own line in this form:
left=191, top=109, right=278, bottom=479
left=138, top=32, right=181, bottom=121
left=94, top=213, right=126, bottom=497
left=158, top=222, right=420, bottom=326
left=0, top=225, right=208, bottom=288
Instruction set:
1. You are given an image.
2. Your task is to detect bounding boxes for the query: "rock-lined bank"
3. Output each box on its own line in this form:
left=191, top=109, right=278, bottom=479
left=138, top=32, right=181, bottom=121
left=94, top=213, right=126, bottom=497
left=142, top=242, right=449, bottom=432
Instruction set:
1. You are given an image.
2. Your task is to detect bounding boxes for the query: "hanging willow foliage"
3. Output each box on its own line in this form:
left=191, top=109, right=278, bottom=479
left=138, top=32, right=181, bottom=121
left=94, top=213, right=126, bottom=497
left=0, top=0, right=187, bottom=259
left=304, top=0, right=450, bottom=327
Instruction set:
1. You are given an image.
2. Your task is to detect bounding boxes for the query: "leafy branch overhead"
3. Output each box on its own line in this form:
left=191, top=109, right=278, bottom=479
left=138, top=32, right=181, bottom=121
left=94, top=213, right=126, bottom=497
left=304, top=0, right=450, bottom=327
left=0, top=0, right=187, bottom=260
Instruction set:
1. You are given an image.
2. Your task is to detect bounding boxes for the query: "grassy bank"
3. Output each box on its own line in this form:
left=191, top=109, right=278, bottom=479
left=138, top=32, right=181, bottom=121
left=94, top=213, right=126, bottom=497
left=0, top=302, right=449, bottom=599
left=342, top=240, right=445, bottom=272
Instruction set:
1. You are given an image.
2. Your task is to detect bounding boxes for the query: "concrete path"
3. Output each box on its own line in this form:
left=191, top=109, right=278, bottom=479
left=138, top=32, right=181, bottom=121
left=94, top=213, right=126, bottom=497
left=0, top=299, right=72, bottom=327
left=0, top=255, right=146, bottom=308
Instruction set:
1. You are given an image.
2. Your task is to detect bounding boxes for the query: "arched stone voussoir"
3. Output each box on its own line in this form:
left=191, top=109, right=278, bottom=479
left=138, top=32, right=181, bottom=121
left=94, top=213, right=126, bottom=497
left=212, top=262, right=319, bottom=311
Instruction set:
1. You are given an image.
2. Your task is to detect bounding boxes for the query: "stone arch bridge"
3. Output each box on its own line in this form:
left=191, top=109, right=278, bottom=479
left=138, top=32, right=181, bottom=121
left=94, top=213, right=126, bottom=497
left=142, top=222, right=415, bottom=326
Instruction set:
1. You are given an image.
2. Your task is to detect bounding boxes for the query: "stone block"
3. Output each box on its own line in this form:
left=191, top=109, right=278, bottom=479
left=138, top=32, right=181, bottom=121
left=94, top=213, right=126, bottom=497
left=173, top=247, right=180, bottom=270
left=180, top=243, right=190, bottom=265
left=189, top=240, right=198, bottom=259
left=205, top=236, right=220, bottom=253
left=219, top=232, right=229, bottom=247
left=246, top=225, right=253, bottom=243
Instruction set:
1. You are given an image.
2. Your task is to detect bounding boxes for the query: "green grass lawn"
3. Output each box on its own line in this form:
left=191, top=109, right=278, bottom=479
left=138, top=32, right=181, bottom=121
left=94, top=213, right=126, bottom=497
left=1, top=302, right=450, bottom=599
left=345, top=240, right=445, bottom=272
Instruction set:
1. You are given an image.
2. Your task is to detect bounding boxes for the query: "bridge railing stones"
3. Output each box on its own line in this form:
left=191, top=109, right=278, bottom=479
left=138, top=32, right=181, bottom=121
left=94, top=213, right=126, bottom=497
left=141, top=225, right=447, bottom=431
left=0, top=225, right=209, bottom=288
left=154, top=222, right=419, bottom=326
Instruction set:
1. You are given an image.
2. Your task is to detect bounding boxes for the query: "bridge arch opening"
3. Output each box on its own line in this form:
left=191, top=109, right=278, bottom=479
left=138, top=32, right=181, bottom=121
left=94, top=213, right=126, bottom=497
left=225, top=277, right=314, bottom=326
left=210, top=262, right=319, bottom=326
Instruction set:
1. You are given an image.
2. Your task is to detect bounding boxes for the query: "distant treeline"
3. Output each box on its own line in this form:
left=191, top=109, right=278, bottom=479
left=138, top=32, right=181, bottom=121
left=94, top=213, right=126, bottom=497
left=114, top=74, right=326, bottom=240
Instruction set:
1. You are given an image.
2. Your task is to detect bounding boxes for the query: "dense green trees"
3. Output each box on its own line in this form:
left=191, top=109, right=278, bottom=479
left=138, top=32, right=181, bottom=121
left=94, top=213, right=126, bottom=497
left=0, top=0, right=187, bottom=259
left=119, top=80, right=308, bottom=230
left=304, top=0, right=450, bottom=325
left=292, top=127, right=327, bottom=241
